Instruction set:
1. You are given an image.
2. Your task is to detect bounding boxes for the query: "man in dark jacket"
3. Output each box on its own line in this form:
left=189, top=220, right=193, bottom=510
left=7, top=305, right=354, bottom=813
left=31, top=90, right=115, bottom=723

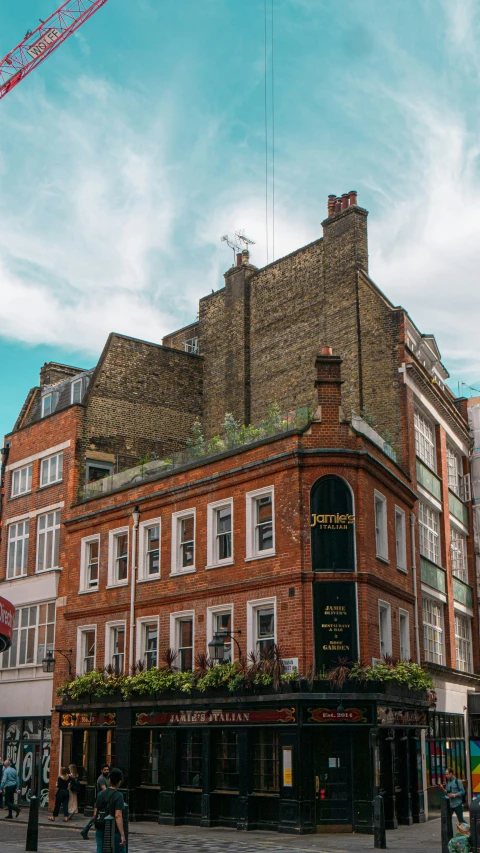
left=93, top=768, right=125, bottom=853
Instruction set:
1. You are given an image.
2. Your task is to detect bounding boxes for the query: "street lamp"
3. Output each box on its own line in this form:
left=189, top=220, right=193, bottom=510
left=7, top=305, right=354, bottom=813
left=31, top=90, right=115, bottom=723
left=42, top=648, right=73, bottom=676
left=208, top=631, right=242, bottom=663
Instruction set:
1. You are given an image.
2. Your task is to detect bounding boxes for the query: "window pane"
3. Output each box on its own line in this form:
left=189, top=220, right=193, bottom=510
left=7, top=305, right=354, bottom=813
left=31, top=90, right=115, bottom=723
left=41, top=460, right=48, bottom=486
left=181, top=516, right=194, bottom=543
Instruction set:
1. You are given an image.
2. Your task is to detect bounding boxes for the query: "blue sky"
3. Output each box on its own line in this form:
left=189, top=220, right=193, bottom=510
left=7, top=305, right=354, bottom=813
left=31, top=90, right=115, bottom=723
left=1, top=0, right=480, bottom=437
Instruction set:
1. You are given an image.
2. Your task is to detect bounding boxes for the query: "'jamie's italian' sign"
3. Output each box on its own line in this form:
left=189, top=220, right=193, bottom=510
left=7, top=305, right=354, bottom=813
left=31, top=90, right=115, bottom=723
left=0, top=596, right=15, bottom=652
left=310, top=475, right=355, bottom=572
left=136, top=708, right=295, bottom=726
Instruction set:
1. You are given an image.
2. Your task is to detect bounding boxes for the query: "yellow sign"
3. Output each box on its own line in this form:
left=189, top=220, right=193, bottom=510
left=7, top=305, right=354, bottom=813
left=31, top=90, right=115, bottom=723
left=311, top=512, right=355, bottom=529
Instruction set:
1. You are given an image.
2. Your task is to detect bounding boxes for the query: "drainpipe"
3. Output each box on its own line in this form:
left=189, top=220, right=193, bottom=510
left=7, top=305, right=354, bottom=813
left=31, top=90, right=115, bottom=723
left=411, top=512, right=421, bottom=664
left=129, top=506, right=140, bottom=673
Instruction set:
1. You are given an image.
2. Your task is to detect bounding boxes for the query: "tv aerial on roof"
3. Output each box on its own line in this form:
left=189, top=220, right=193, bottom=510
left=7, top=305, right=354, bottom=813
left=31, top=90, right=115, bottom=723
left=221, top=231, right=256, bottom=265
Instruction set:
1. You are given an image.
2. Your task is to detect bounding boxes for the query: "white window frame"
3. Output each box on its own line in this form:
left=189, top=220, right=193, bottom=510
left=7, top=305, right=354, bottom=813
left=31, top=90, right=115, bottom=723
left=206, top=499, right=234, bottom=568
left=422, top=596, right=444, bottom=665
left=378, top=600, right=392, bottom=658
left=71, top=378, right=83, bottom=405
left=414, top=407, right=436, bottom=471
left=454, top=613, right=473, bottom=673
left=206, top=604, right=234, bottom=661
left=399, top=609, right=410, bottom=660
left=2, top=602, right=55, bottom=670
left=374, top=491, right=388, bottom=561
left=76, top=625, right=97, bottom=675
left=394, top=506, right=407, bottom=571
left=40, top=452, right=63, bottom=488
left=107, top=527, right=129, bottom=587
left=11, top=464, right=32, bottom=498
left=247, top=597, right=276, bottom=656
left=36, top=510, right=61, bottom=573
left=138, top=518, right=161, bottom=580
left=418, top=501, right=440, bottom=565
left=7, top=519, right=30, bottom=579
left=169, top=610, right=195, bottom=671
left=136, top=616, right=160, bottom=669
left=450, top=525, right=468, bottom=582
left=41, top=393, right=53, bottom=418
left=79, top=535, right=100, bottom=592
left=105, top=620, right=127, bottom=674
left=245, top=486, right=275, bottom=561
left=170, top=509, right=196, bottom=575
left=447, top=445, right=462, bottom=496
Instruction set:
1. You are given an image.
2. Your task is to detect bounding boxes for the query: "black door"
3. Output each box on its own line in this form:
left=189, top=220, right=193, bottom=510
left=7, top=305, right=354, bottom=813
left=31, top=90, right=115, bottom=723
left=395, top=730, right=413, bottom=825
left=379, top=729, right=398, bottom=829
left=315, top=728, right=353, bottom=828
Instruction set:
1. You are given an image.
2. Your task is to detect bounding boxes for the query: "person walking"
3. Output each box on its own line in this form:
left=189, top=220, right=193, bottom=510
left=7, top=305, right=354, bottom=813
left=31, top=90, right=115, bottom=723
left=93, top=767, right=125, bottom=853
left=97, top=764, right=110, bottom=792
left=49, top=767, right=70, bottom=822
left=80, top=763, right=111, bottom=840
left=0, top=759, right=21, bottom=819
left=441, top=767, right=466, bottom=824
left=68, top=763, right=80, bottom=820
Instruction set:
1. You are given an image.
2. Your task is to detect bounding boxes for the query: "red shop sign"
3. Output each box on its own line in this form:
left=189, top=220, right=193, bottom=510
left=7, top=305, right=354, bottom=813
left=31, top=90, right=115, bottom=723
left=308, top=707, right=366, bottom=723
left=0, top=596, right=15, bottom=652
left=61, top=713, right=116, bottom=727
left=136, top=707, right=296, bottom=726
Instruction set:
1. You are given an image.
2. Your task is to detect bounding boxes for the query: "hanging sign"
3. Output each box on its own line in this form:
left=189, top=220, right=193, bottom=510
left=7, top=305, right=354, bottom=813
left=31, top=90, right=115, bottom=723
left=308, top=707, right=367, bottom=724
left=0, top=596, right=15, bottom=651
left=313, top=581, right=358, bottom=670
left=310, top=475, right=355, bottom=572
left=136, top=707, right=296, bottom=726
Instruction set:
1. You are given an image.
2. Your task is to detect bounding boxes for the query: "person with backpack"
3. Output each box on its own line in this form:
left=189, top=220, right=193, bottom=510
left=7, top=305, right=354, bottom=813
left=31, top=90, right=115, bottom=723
left=93, top=767, right=126, bottom=853
left=68, top=764, right=81, bottom=820
left=440, top=767, right=466, bottom=824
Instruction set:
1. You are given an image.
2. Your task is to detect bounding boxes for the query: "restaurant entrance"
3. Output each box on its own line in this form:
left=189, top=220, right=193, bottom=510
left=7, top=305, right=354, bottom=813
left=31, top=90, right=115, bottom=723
left=315, top=728, right=353, bottom=829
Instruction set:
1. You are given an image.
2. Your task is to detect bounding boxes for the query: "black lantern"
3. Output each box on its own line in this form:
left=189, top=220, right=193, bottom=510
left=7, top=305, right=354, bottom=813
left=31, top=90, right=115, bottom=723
left=42, top=650, right=55, bottom=673
left=42, top=648, right=73, bottom=676
left=208, top=634, right=226, bottom=663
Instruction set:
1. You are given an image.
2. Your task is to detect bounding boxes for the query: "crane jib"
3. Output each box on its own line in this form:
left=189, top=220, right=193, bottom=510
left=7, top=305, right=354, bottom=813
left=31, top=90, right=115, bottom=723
left=27, top=29, right=62, bottom=60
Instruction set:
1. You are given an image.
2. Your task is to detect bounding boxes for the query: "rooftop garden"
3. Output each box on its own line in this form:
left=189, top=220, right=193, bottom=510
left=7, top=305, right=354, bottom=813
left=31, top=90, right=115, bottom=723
left=82, top=403, right=311, bottom=500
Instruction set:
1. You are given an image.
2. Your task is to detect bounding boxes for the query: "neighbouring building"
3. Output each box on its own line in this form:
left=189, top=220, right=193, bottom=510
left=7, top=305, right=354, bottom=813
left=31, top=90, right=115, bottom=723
left=52, top=352, right=429, bottom=834
left=0, top=337, right=202, bottom=804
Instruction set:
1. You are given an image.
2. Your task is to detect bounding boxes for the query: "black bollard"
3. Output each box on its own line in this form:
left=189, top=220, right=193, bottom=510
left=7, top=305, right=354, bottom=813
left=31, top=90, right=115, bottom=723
left=470, top=797, right=480, bottom=852
left=373, top=795, right=387, bottom=848
left=25, top=796, right=39, bottom=853
left=440, top=797, right=453, bottom=853
left=102, top=815, right=115, bottom=853
left=123, top=803, right=129, bottom=853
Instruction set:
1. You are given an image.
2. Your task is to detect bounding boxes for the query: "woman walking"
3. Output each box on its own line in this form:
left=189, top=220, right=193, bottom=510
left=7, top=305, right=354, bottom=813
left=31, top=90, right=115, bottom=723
left=49, top=767, right=70, bottom=822
left=68, top=764, right=80, bottom=820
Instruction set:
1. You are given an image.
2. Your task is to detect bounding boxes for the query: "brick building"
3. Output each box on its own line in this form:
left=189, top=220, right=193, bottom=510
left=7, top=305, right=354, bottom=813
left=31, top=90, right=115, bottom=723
left=0, top=334, right=202, bottom=803
left=52, top=351, right=428, bottom=833
left=2, top=189, right=478, bottom=829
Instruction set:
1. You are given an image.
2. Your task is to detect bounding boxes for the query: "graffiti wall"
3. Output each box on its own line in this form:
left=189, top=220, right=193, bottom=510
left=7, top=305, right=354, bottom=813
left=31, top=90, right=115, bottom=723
left=5, top=718, right=51, bottom=807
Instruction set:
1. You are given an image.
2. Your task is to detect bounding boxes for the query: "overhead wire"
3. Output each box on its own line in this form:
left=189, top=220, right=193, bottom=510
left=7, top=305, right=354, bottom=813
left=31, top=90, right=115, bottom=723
left=264, top=0, right=269, bottom=265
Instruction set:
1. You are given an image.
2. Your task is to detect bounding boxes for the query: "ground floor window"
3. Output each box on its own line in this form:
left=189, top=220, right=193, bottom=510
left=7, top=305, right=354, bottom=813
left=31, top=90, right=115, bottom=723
left=253, top=730, right=279, bottom=792
left=4, top=718, right=51, bottom=807
left=179, top=730, right=203, bottom=788
left=213, top=730, right=239, bottom=790
left=140, top=730, right=161, bottom=785
left=426, top=712, right=466, bottom=787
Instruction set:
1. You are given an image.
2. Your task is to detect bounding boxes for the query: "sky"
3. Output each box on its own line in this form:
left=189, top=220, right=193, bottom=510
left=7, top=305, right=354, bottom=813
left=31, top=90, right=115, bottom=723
left=1, top=0, right=480, bottom=437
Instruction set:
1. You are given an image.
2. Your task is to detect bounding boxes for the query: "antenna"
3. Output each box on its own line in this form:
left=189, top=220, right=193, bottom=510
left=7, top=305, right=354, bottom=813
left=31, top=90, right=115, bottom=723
left=221, top=231, right=256, bottom=266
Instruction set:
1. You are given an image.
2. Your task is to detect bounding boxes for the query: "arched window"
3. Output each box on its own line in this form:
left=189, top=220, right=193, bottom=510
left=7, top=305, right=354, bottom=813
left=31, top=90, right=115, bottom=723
left=310, top=475, right=355, bottom=572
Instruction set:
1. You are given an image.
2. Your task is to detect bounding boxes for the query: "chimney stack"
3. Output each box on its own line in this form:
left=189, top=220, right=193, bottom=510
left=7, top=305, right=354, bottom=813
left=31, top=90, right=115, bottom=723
left=327, top=190, right=359, bottom=218
left=315, top=348, right=344, bottom=423
left=242, top=248, right=250, bottom=264
left=236, top=253, right=242, bottom=266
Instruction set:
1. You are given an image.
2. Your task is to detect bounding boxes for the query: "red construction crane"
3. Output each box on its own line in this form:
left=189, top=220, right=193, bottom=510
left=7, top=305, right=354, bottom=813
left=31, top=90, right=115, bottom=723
left=0, top=0, right=109, bottom=101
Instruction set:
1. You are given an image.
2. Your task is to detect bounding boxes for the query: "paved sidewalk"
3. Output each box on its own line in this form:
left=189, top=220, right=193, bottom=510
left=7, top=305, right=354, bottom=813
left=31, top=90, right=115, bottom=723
left=0, top=812, right=445, bottom=853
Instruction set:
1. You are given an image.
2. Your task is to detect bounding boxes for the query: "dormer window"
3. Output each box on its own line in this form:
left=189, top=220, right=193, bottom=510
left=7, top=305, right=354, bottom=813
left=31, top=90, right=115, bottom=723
left=41, top=394, right=52, bottom=418
left=71, top=378, right=83, bottom=404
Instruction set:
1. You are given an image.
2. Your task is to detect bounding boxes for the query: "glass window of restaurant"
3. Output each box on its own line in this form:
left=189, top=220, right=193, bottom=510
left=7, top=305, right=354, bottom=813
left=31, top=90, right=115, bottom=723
left=179, top=730, right=203, bottom=788
left=213, top=730, right=239, bottom=790
left=426, top=713, right=466, bottom=788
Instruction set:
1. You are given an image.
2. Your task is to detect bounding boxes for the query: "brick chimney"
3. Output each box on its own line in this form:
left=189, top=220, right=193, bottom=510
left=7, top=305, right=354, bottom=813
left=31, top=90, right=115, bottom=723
left=314, top=347, right=344, bottom=423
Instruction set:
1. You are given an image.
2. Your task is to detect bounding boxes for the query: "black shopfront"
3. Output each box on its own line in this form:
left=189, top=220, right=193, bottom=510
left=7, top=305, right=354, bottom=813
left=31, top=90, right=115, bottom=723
left=58, top=689, right=428, bottom=834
